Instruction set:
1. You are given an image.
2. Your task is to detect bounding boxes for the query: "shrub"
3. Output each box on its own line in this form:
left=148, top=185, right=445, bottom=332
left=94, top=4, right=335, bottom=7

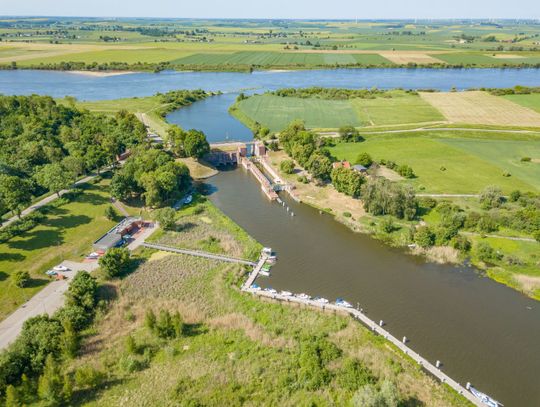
left=99, top=247, right=131, bottom=279
left=380, top=217, right=397, bottom=234
left=11, top=270, right=30, bottom=288
left=521, top=157, right=531, bottom=162
left=450, top=234, right=471, bottom=252
left=477, top=214, right=499, bottom=233
left=343, top=212, right=352, bottom=218
left=361, top=178, right=417, bottom=220
left=509, top=190, right=522, bottom=202
left=396, top=164, right=415, bottom=179
left=74, top=365, right=105, bottom=388
left=297, top=175, right=309, bottom=184
left=414, top=226, right=435, bottom=248
left=533, top=230, right=540, bottom=243
left=280, top=159, right=295, bottom=174
left=355, top=152, right=373, bottom=167
left=479, top=186, right=505, bottom=210
left=418, top=197, right=437, bottom=209
left=476, top=242, right=502, bottom=263
left=104, top=205, right=117, bottom=220
left=154, top=207, right=177, bottom=230
left=337, top=359, right=376, bottom=391
left=434, top=225, right=458, bottom=246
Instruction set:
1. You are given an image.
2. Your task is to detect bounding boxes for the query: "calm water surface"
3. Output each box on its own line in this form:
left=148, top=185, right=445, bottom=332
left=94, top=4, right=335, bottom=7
left=2, top=69, right=540, bottom=406
left=208, top=170, right=540, bottom=407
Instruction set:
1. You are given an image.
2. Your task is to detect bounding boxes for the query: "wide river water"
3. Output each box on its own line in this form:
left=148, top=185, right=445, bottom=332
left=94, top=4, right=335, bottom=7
left=1, top=69, right=540, bottom=406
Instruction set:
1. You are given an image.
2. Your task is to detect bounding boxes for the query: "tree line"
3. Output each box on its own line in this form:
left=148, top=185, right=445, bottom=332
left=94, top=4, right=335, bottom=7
left=0, top=95, right=147, bottom=218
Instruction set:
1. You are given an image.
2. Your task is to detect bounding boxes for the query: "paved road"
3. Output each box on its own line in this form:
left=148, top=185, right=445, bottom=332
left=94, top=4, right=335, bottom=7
left=0, top=223, right=157, bottom=350
left=0, top=260, right=98, bottom=349
left=319, top=126, right=540, bottom=137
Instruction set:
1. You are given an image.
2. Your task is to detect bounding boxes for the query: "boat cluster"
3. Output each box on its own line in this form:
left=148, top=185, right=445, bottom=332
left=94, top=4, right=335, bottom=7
left=249, top=284, right=353, bottom=309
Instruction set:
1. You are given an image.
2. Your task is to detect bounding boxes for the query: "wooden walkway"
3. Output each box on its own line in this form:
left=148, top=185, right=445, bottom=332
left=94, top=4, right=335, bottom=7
left=242, top=255, right=268, bottom=290
left=142, top=243, right=257, bottom=266
left=241, top=286, right=483, bottom=407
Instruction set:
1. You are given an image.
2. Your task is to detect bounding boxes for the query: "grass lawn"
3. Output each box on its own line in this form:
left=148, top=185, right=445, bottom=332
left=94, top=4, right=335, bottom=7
left=503, top=93, right=540, bottom=113
left=329, top=135, right=540, bottom=193
left=0, top=180, right=116, bottom=322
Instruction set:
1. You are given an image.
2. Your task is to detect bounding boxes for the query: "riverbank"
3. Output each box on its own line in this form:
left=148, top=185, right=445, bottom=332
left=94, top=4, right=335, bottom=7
left=265, top=149, right=540, bottom=301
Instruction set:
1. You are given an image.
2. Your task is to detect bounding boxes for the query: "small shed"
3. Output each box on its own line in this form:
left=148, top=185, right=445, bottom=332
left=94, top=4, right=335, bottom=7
left=352, top=164, right=368, bottom=173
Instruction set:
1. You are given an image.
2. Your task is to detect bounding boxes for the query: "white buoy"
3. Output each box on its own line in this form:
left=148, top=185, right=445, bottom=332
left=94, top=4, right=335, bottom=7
left=379, top=320, right=384, bottom=327
left=436, top=360, right=441, bottom=369
left=402, top=336, right=407, bottom=344
left=291, top=212, right=294, bottom=217
left=466, top=382, right=471, bottom=390
left=286, top=207, right=289, bottom=212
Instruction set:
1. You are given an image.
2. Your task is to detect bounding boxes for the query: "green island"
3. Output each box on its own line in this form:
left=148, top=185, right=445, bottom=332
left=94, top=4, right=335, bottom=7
left=1, top=18, right=540, bottom=72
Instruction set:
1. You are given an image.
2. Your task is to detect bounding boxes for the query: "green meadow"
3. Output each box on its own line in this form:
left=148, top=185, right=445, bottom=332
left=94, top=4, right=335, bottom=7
left=0, top=181, right=115, bottom=321
left=234, top=91, right=444, bottom=131
left=503, top=93, right=540, bottom=113
left=329, top=133, right=540, bottom=194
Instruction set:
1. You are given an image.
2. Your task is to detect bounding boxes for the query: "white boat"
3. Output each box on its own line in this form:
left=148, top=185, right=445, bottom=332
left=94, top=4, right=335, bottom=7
left=259, top=270, right=271, bottom=277
left=296, top=293, right=311, bottom=300
left=316, top=297, right=329, bottom=304
left=53, top=265, right=70, bottom=272
left=469, top=386, right=501, bottom=407
left=264, top=288, right=277, bottom=294
left=336, top=298, right=353, bottom=308
left=262, top=247, right=272, bottom=255
left=184, top=195, right=193, bottom=204
left=280, top=291, right=292, bottom=296
left=250, top=284, right=261, bottom=291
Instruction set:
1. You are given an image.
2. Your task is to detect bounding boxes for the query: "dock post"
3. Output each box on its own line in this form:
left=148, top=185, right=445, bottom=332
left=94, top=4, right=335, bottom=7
left=379, top=320, right=384, bottom=327
left=402, top=336, right=407, bottom=344
left=436, top=360, right=442, bottom=369
left=466, top=382, right=471, bottom=390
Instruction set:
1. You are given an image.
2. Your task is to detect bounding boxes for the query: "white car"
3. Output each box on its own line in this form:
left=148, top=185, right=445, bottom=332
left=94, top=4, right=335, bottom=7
left=53, top=265, right=70, bottom=272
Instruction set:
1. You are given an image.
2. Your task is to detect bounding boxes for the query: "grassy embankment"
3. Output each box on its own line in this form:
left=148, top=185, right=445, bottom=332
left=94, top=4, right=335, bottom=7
left=0, top=179, right=116, bottom=321
left=62, top=196, right=470, bottom=406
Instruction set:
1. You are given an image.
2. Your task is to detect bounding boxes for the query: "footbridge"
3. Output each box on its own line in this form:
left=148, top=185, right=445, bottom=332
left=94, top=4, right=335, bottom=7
left=142, top=243, right=256, bottom=266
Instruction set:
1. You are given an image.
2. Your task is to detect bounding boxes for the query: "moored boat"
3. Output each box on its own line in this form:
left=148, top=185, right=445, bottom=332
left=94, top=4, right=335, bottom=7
left=315, top=297, right=329, bottom=304
left=336, top=298, right=353, bottom=308
left=280, top=290, right=292, bottom=296
left=469, top=385, right=501, bottom=407
left=296, top=293, right=311, bottom=300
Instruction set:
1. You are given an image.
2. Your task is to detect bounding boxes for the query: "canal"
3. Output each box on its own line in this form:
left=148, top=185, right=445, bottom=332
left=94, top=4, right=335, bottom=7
left=207, top=169, right=540, bottom=407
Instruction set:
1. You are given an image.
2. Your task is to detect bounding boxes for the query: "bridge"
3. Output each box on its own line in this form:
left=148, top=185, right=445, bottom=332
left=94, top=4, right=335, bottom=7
left=142, top=243, right=257, bottom=266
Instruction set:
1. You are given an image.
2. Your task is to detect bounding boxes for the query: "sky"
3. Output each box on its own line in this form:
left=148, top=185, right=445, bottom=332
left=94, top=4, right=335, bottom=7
left=2, top=0, right=539, bottom=20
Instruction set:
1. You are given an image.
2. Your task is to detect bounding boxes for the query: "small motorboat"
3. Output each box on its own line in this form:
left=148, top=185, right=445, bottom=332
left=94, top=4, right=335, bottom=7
left=264, top=288, right=277, bottom=294
left=315, top=297, right=329, bottom=304
left=280, top=291, right=292, bottom=297
left=259, top=270, right=271, bottom=277
left=262, top=247, right=272, bottom=255
left=336, top=298, right=353, bottom=308
left=250, top=284, right=261, bottom=291
left=469, top=386, right=501, bottom=407
left=53, top=265, right=70, bottom=272
left=296, top=293, right=311, bottom=300
left=184, top=195, right=193, bottom=204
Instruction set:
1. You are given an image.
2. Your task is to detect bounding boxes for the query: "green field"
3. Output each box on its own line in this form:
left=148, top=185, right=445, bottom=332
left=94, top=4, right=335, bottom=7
left=0, top=180, right=116, bottom=321
left=330, top=134, right=540, bottom=193
left=503, top=94, right=540, bottom=113
left=235, top=91, right=445, bottom=131
left=172, top=51, right=392, bottom=67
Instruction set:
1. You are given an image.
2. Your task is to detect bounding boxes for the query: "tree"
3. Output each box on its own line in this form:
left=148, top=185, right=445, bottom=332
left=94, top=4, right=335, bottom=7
left=306, top=152, right=332, bottom=181
left=104, top=205, right=117, bottom=221
left=99, top=247, right=131, bottom=279
left=167, top=125, right=187, bottom=157
left=61, top=155, right=85, bottom=181
left=4, top=385, right=20, bottom=407
left=35, top=163, right=73, bottom=197
left=154, top=207, right=177, bottom=230
left=66, top=272, right=98, bottom=312
left=414, top=226, right=435, bottom=248
left=280, top=159, right=295, bottom=174
left=60, top=320, right=79, bottom=359
left=479, top=185, right=505, bottom=209
left=183, top=130, right=210, bottom=159
left=145, top=309, right=156, bottom=331
left=338, top=125, right=363, bottom=142
left=361, top=178, right=417, bottom=220
left=355, top=152, right=373, bottom=167
left=0, top=175, right=32, bottom=218
left=331, top=167, right=364, bottom=198
left=37, top=355, right=63, bottom=405
left=11, top=270, right=30, bottom=288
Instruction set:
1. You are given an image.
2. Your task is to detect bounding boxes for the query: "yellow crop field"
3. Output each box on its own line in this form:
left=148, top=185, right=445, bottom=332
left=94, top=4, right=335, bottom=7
left=420, top=91, right=540, bottom=126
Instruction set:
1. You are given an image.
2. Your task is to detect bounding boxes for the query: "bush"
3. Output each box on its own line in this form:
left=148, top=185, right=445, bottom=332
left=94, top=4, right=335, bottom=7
left=343, top=212, right=352, bottom=218
left=337, top=359, right=375, bottom=391
left=521, top=157, right=531, bottom=162
left=476, top=242, right=502, bottom=263
left=380, top=217, right=397, bottom=234
left=280, top=159, right=295, bottom=174
left=509, top=190, right=522, bottom=202
left=74, top=365, right=105, bottom=389
left=450, top=234, right=471, bottom=252
left=154, top=207, right=177, bottom=230
left=533, top=230, right=540, bottom=243
left=11, top=270, right=30, bottom=288
left=434, top=225, right=458, bottom=246
left=414, top=226, right=435, bottom=248
left=297, top=175, right=309, bottom=184
left=361, top=178, right=417, bottom=220
left=99, top=247, right=131, bottom=279
left=477, top=214, right=499, bottom=233
left=418, top=197, right=438, bottom=209
left=396, top=164, right=415, bottom=179
left=104, top=205, right=117, bottom=220
left=355, top=152, right=373, bottom=167
left=479, top=186, right=505, bottom=210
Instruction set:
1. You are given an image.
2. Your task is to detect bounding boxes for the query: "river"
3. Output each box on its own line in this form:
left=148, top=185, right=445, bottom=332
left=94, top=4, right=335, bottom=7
left=1, top=68, right=540, bottom=406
